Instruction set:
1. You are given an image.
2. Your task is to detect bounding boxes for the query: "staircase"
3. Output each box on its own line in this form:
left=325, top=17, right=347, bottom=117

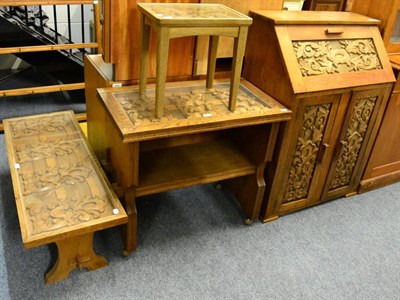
left=0, top=1, right=101, bottom=130
left=0, top=8, right=85, bottom=86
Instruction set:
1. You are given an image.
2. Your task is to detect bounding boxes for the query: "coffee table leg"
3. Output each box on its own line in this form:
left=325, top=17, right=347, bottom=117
left=229, top=26, right=248, bottom=111
left=206, top=35, right=219, bottom=89
left=45, top=232, right=108, bottom=284
left=121, top=187, right=138, bottom=256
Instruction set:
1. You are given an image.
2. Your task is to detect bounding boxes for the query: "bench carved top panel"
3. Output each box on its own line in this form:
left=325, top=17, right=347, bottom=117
left=4, top=111, right=126, bottom=246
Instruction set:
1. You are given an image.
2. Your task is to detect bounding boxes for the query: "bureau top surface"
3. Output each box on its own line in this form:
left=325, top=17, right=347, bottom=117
left=3, top=111, right=127, bottom=248
left=249, top=10, right=380, bottom=25
left=97, top=79, right=291, bottom=143
left=137, top=3, right=252, bottom=26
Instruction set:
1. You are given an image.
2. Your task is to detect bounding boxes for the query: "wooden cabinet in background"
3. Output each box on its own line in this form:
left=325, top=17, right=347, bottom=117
left=351, top=0, right=400, bottom=191
left=303, top=0, right=345, bottom=11
left=243, top=11, right=395, bottom=222
left=351, top=0, right=400, bottom=52
left=102, top=0, right=196, bottom=82
left=194, top=0, right=284, bottom=75
left=382, top=0, right=400, bottom=53
left=101, top=0, right=285, bottom=81
left=359, top=57, right=400, bottom=192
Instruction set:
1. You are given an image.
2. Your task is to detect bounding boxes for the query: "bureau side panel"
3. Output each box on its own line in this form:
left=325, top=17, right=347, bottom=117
left=243, top=15, right=295, bottom=108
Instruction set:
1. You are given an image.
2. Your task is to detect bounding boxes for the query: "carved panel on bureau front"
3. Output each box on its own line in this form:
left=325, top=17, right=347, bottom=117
left=293, top=39, right=382, bottom=76
left=284, top=103, right=332, bottom=203
left=329, top=96, right=377, bottom=190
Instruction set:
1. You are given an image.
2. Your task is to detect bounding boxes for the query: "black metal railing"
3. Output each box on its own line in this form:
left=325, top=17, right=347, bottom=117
left=0, top=1, right=102, bottom=130
left=2, top=3, right=97, bottom=58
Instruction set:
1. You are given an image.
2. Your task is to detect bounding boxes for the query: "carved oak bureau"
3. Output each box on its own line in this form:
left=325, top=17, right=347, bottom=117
left=243, top=11, right=396, bottom=222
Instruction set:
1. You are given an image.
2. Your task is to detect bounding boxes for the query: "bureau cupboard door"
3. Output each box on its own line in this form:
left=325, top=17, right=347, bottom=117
left=323, top=87, right=390, bottom=200
left=272, top=94, right=342, bottom=215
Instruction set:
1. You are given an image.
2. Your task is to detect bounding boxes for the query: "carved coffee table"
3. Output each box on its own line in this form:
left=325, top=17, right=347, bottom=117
left=89, top=78, right=291, bottom=255
left=137, top=3, right=252, bottom=118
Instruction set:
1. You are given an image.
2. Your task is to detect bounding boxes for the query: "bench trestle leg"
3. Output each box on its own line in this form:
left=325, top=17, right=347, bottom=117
left=45, top=232, right=108, bottom=284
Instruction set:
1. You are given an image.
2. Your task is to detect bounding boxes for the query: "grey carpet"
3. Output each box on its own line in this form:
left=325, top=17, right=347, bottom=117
left=0, top=132, right=399, bottom=300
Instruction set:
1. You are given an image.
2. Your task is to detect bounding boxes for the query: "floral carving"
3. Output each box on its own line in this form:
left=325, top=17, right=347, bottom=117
left=284, top=104, right=332, bottom=202
left=26, top=194, right=107, bottom=234
left=293, top=39, right=382, bottom=76
left=16, top=140, right=80, bottom=162
left=329, top=96, right=377, bottom=190
left=21, top=164, right=92, bottom=195
left=116, top=83, right=271, bottom=124
left=10, top=115, right=70, bottom=138
left=169, top=88, right=268, bottom=118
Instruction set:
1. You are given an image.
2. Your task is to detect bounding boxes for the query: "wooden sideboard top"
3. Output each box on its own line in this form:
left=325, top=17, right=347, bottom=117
left=97, top=79, right=291, bottom=142
left=249, top=10, right=380, bottom=25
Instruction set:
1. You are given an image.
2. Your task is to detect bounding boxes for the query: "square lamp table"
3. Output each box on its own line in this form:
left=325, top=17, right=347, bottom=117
left=137, top=3, right=252, bottom=118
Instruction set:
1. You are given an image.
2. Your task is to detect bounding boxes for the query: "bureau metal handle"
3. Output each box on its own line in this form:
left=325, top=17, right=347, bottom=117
left=325, top=28, right=344, bottom=35
left=317, top=143, right=330, bottom=164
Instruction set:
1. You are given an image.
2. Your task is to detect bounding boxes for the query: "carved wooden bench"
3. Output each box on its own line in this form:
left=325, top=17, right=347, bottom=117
left=3, top=111, right=127, bottom=284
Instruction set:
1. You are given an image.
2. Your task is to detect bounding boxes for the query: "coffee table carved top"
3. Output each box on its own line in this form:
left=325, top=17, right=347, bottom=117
left=137, top=3, right=252, bottom=26
left=98, top=79, right=291, bottom=142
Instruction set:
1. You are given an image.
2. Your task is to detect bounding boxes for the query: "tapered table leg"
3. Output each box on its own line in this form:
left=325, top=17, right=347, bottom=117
left=121, top=187, right=138, bottom=257
left=206, top=35, right=219, bottom=89
left=139, top=15, right=151, bottom=96
left=229, top=26, right=248, bottom=111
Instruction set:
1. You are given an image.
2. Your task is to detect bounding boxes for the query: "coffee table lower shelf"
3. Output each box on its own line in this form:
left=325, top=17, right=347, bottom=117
left=136, top=138, right=256, bottom=196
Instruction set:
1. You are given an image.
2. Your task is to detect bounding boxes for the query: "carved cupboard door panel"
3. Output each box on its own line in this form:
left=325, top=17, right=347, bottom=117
left=323, top=87, right=391, bottom=200
left=275, top=94, right=342, bottom=215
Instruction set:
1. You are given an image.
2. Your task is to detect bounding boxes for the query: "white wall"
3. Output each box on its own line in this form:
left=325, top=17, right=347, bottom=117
left=41, top=4, right=94, bottom=43
left=282, top=0, right=305, bottom=10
